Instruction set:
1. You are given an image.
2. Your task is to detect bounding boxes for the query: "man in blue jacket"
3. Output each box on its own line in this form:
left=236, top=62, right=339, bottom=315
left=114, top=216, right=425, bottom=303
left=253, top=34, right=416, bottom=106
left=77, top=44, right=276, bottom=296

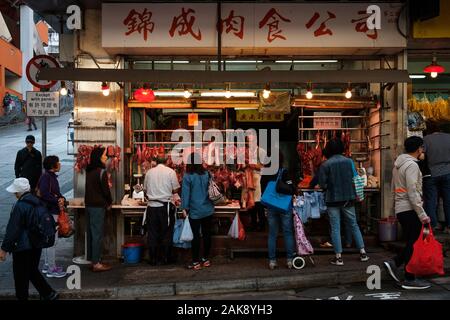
left=0, top=178, right=58, bottom=300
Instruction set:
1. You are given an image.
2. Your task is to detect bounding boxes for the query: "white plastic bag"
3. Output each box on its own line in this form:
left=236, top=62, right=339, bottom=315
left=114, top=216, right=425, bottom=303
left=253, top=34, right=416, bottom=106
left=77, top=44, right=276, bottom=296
left=227, top=213, right=239, bottom=239
left=180, top=217, right=194, bottom=242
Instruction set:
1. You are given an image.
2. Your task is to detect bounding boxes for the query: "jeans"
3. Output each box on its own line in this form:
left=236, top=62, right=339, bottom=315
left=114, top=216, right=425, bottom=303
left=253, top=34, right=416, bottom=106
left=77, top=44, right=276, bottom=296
left=12, top=249, right=53, bottom=300
left=86, top=207, right=105, bottom=264
left=189, top=215, right=213, bottom=263
left=423, top=173, right=450, bottom=228
left=43, top=215, right=58, bottom=269
left=251, top=202, right=266, bottom=230
left=267, top=209, right=296, bottom=261
left=328, top=205, right=365, bottom=254
left=394, top=211, right=423, bottom=281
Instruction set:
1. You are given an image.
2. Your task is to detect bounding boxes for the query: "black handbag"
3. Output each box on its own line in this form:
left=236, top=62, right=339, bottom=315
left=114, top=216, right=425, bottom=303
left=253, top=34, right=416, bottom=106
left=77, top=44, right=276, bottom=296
left=276, top=168, right=295, bottom=195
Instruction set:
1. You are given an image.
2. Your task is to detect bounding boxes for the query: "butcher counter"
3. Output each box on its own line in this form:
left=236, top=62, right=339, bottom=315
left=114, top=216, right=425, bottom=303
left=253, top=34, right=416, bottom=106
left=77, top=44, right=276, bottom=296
left=67, top=202, right=241, bottom=259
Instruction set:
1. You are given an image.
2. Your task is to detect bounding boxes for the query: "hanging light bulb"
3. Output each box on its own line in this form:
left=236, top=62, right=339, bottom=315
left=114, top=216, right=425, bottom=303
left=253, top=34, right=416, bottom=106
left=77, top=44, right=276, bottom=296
left=305, top=83, right=313, bottom=99
left=262, top=84, right=270, bottom=99
left=183, top=90, right=192, bottom=98
left=345, top=89, right=352, bottom=99
left=183, top=85, right=192, bottom=98
left=423, top=56, right=445, bottom=79
left=101, top=82, right=110, bottom=96
left=59, top=81, right=67, bottom=96
left=345, top=83, right=352, bottom=99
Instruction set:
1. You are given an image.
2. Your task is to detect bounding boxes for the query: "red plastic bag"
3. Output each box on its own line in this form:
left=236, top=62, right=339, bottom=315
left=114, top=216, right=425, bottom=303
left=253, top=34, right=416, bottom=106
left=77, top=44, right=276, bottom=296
left=406, top=226, right=444, bottom=276
left=57, top=208, right=74, bottom=238
left=238, top=215, right=246, bottom=241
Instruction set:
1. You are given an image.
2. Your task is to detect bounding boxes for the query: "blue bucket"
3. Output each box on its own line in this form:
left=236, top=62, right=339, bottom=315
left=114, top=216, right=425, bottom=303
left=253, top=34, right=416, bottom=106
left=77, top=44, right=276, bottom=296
left=122, top=243, right=143, bottom=264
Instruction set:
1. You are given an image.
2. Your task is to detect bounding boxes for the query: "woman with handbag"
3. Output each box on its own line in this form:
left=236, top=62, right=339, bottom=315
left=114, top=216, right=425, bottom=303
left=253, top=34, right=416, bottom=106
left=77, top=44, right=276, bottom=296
left=181, top=152, right=214, bottom=270
left=37, top=156, right=67, bottom=278
left=261, top=151, right=296, bottom=269
left=319, top=138, right=369, bottom=266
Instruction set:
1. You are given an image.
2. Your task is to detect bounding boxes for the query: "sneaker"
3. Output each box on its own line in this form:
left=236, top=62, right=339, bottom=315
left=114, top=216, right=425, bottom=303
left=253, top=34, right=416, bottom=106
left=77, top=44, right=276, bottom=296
left=401, top=279, right=431, bottom=290
left=330, top=257, right=344, bottom=266
left=268, top=260, right=278, bottom=270
left=46, top=267, right=67, bottom=278
left=286, top=259, right=293, bottom=269
left=383, top=260, right=400, bottom=282
left=42, top=264, right=49, bottom=274
left=40, top=291, right=59, bottom=301
left=187, top=262, right=202, bottom=270
left=200, top=258, right=211, bottom=268
left=360, top=253, right=370, bottom=262
left=92, top=263, right=112, bottom=272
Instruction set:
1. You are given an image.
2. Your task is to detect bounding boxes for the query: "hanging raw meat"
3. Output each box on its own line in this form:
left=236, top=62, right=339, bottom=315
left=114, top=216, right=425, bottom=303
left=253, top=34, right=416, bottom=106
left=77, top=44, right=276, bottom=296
left=311, top=132, right=323, bottom=172
left=297, top=142, right=313, bottom=176
left=344, top=130, right=351, bottom=157
left=244, top=167, right=255, bottom=209
left=74, top=145, right=93, bottom=173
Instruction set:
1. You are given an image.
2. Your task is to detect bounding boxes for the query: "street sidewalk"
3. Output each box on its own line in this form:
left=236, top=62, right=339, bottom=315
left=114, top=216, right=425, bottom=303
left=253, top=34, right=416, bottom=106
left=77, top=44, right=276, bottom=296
left=0, top=247, right=448, bottom=300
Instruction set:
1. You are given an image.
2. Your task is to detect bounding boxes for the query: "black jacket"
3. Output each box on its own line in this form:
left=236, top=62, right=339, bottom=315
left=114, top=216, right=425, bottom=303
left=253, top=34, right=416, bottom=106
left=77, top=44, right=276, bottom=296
left=1, top=193, right=38, bottom=253
left=14, top=147, right=42, bottom=190
left=84, top=168, right=113, bottom=207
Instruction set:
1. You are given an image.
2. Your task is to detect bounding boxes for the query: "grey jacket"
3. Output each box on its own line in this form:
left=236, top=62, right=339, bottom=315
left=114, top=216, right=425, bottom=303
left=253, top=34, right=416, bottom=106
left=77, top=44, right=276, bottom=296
left=391, top=154, right=427, bottom=220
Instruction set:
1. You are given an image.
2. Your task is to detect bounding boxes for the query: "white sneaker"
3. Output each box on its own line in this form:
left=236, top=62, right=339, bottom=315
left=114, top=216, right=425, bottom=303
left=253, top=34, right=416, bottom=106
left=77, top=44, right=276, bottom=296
left=46, top=266, right=67, bottom=278
left=268, top=260, right=278, bottom=270
left=41, top=264, right=49, bottom=274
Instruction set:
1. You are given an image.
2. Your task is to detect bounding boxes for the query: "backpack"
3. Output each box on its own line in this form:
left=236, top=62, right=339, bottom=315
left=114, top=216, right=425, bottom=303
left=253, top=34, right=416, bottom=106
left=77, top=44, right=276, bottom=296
left=23, top=198, right=56, bottom=248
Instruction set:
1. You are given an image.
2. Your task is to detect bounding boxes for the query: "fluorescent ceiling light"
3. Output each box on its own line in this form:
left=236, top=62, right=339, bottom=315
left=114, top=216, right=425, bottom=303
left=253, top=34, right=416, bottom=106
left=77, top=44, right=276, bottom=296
left=200, top=60, right=263, bottom=63
left=200, top=91, right=256, bottom=97
left=234, top=107, right=259, bottom=110
left=275, top=60, right=338, bottom=63
left=154, top=91, right=189, bottom=97
left=409, top=74, right=426, bottom=79
left=154, top=60, right=190, bottom=64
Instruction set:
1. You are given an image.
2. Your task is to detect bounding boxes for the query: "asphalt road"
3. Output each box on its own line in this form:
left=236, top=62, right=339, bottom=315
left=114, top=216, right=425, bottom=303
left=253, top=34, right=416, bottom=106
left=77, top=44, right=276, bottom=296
left=0, top=112, right=74, bottom=241
left=151, top=277, right=450, bottom=300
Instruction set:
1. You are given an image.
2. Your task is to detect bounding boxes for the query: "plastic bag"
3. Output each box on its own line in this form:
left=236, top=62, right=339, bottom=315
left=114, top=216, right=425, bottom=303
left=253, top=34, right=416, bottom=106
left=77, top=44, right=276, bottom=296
left=407, top=112, right=426, bottom=131
left=180, top=217, right=194, bottom=242
left=238, top=215, right=246, bottom=241
left=57, top=208, right=74, bottom=238
left=293, top=213, right=314, bottom=256
left=406, top=226, right=444, bottom=276
left=228, top=213, right=240, bottom=239
left=173, top=218, right=191, bottom=249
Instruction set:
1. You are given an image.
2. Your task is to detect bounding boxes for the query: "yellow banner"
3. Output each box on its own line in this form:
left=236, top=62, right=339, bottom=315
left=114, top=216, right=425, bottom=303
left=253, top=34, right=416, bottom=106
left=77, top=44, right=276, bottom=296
left=236, top=110, right=284, bottom=122
left=413, top=0, right=450, bottom=38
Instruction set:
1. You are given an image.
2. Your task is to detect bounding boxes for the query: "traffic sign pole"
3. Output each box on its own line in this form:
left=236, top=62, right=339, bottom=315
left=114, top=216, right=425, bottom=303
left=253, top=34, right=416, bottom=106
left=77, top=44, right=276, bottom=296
left=41, top=87, right=49, bottom=159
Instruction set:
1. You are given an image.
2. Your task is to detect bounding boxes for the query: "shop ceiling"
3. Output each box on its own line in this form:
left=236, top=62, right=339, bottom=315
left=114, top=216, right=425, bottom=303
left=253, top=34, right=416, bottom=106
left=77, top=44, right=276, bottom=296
left=37, top=68, right=410, bottom=84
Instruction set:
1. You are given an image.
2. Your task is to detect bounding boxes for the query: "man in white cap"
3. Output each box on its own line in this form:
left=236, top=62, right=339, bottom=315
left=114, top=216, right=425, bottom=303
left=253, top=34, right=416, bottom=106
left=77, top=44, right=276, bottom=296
left=0, top=178, right=58, bottom=300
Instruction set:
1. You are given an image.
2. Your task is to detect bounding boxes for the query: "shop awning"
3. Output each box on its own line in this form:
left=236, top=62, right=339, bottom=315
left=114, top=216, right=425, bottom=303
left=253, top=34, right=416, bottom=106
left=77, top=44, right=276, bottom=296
left=37, top=69, right=411, bottom=84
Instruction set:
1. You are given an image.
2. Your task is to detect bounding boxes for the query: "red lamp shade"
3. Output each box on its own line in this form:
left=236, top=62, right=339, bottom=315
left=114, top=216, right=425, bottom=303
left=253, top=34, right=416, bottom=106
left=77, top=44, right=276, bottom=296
left=423, top=57, right=445, bottom=76
left=423, top=64, right=445, bottom=74
left=134, top=87, right=155, bottom=102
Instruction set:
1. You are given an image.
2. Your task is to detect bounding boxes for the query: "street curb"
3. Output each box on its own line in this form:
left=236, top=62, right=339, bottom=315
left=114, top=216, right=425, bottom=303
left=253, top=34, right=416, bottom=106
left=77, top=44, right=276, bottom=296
left=1, top=265, right=448, bottom=299
left=65, top=269, right=390, bottom=299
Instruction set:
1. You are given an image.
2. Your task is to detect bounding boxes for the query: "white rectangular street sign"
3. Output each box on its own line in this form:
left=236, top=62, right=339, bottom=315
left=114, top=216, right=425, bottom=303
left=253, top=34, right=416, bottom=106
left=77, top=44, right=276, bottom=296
left=26, top=91, right=60, bottom=117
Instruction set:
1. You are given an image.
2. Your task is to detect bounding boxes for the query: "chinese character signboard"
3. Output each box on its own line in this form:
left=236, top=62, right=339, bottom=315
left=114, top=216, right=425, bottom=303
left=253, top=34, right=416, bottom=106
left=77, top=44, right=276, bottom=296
left=102, top=3, right=406, bottom=51
left=236, top=110, right=284, bottom=122
left=26, top=91, right=60, bottom=117
left=313, top=112, right=342, bottom=129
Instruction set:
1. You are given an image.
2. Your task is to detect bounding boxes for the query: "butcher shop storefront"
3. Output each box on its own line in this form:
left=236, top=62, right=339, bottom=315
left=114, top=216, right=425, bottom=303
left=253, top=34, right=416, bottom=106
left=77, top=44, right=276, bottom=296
left=38, top=2, right=410, bottom=261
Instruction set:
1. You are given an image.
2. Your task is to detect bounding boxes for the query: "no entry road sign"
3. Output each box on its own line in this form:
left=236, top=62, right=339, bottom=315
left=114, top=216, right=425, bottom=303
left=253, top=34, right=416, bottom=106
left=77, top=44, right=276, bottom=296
left=25, top=55, right=60, bottom=89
